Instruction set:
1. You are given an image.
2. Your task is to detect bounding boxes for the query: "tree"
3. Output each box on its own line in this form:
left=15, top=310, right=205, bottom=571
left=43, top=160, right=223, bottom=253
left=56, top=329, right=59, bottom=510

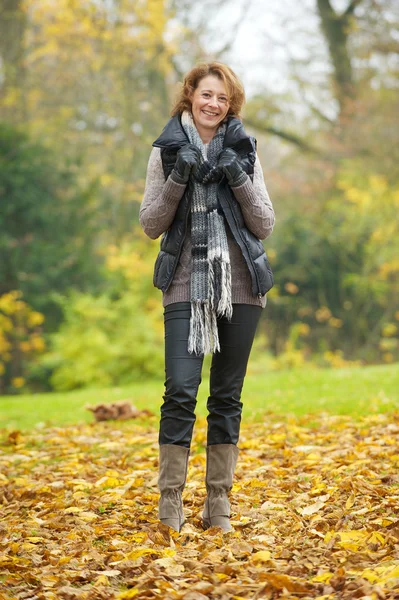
left=0, top=123, right=101, bottom=329
left=0, top=0, right=179, bottom=241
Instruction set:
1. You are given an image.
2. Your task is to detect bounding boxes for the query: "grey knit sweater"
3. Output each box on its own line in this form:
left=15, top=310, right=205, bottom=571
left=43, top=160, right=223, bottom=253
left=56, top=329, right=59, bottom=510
left=140, top=147, right=275, bottom=308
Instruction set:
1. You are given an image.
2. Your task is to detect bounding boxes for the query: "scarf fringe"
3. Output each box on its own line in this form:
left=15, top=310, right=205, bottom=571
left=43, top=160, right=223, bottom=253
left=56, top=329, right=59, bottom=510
left=188, top=301, right=220, bottom=355
left=188, top=258, right=232, bottom=355
left=218, top=261, right=233, bottom=319
left=208, top=257, right=233, bottom=319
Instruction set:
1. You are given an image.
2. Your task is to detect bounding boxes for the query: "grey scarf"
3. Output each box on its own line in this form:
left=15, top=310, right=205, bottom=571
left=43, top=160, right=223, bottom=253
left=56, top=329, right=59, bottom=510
left=181, top=111, right=232, bottom=355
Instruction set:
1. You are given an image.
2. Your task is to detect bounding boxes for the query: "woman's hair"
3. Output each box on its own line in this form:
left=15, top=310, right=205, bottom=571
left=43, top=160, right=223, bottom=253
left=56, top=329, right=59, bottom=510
left=171, top=62, right=245, bottom=118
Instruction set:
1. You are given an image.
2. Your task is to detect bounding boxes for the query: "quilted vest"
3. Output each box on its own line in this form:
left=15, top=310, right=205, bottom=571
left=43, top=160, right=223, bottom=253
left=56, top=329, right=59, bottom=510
left=151, top=114, right=274, bottom=297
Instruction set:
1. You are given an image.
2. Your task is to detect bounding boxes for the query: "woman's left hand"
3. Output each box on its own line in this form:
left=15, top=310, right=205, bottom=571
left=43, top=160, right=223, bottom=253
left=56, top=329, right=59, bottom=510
left=217, top=148, right=247, bottom=187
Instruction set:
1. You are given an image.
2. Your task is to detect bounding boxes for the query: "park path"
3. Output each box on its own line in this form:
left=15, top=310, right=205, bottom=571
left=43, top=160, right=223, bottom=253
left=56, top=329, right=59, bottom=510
left=0, top=413, right=398, bottom=599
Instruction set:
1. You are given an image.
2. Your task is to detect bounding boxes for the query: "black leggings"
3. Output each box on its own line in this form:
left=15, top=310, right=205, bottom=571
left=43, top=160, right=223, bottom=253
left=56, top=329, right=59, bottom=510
left=160, top=302, right=262, bottom=448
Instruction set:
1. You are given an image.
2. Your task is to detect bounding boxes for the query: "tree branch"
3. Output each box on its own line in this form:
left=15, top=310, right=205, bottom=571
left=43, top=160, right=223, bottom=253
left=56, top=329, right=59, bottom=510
left=342, top=0, right=364, bottom=18
left=317, top=0, right=336, bottom=19
left=243, top=119, right=321, bottom=155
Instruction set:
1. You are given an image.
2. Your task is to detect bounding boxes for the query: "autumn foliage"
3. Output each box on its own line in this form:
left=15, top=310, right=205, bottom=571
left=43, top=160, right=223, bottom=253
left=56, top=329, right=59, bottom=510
left=1, top=414, right=398, bottom=598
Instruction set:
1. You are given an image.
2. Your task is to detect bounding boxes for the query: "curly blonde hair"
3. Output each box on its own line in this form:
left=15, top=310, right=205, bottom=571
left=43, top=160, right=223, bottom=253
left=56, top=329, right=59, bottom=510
left=171, top=62, right=245, bottom=119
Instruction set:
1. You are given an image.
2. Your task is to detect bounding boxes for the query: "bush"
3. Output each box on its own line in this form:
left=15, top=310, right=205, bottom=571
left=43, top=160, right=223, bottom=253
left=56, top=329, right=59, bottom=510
left=0, top=291, right=46, bottom=394
left=44, top=290, right=164, bottom=391
left=42, top=231, right=164, bottom=390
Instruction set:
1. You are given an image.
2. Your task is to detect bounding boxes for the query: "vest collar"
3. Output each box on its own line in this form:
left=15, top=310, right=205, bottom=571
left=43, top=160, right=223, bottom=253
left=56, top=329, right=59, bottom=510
left=153, top=114, right=254, bottom=153
left=223, top=117, right=249, bottom=147
left=152, top=115, right=188, bottom=149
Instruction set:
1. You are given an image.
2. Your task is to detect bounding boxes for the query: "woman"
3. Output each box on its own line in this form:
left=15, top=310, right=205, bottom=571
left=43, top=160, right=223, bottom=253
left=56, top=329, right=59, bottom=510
left=140, top=62, right=275, bottom=533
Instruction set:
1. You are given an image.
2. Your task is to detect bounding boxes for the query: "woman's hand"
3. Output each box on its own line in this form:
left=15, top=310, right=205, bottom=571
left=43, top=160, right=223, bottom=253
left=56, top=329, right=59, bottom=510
left=217, top=148, right=247, bottom=187
left=172, top=144, right=202, bottom=183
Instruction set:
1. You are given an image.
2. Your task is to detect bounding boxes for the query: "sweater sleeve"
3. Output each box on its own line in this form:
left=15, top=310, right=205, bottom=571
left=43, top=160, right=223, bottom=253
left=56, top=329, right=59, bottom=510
left=231, top=154, right=275, bottom=240
left=139, top=147, right=187, bottom=240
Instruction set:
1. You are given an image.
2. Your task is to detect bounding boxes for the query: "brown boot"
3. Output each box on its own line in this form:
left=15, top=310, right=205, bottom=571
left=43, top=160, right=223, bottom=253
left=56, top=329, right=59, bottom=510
left=158, top=444, right=190, bottom=532
left=202, top=444, right=239, bottom=532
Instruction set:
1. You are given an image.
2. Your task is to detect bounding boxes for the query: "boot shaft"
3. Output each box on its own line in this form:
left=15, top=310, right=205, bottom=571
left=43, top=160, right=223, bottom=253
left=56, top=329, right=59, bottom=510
left=158, top=443, right=190, bottom=493
left=203, top=443, right=239, bottom=532
left=158, top=443, right=190, bottom=532
left=205, top=443, right=239, bottom=493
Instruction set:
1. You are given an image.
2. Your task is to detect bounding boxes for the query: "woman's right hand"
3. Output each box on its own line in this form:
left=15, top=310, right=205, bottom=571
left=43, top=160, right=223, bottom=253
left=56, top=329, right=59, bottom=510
left=172, top=144, right=202, bottom=183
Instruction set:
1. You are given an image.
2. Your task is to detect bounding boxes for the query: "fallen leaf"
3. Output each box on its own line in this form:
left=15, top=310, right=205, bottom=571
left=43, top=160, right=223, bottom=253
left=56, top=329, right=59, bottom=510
left=251, top=550, right=272, bottom=562
left=300, top=499, right=326, bottom=516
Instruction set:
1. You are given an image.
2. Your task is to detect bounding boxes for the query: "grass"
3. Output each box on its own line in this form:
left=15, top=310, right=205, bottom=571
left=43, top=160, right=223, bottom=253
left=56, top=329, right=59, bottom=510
left=0, top=363, right=398, bottom=431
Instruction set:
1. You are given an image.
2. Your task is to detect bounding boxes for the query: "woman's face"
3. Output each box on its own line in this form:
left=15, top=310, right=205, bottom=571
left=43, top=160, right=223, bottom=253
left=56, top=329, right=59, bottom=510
left=190, top=75, right=230, bottom=137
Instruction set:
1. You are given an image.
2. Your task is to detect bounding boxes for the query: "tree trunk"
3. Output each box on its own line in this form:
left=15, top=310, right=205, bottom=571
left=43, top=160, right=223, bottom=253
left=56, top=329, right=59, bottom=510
left=316, top=0, right=362, bottom=118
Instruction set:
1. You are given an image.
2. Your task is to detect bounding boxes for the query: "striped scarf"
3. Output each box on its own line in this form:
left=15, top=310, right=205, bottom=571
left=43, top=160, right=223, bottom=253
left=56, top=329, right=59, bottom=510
left=181, top=111, right=232, bottom=355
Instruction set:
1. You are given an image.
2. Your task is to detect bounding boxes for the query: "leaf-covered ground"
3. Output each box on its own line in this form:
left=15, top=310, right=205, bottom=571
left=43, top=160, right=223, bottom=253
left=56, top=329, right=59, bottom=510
left=0, top=413, right=398, bottom=600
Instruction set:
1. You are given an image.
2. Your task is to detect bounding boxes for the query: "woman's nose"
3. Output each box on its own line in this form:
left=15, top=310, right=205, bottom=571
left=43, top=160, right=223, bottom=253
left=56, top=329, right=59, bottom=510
left=208, top=96, right=218, bottom=107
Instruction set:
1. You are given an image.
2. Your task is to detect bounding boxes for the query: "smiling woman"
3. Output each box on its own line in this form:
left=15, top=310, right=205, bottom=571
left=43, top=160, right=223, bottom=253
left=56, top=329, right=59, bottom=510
left=139, top=62, right=275, bottom=534
left=189, top=76, right=230, bottom=143
left=171, top=62, right=245, bottom=127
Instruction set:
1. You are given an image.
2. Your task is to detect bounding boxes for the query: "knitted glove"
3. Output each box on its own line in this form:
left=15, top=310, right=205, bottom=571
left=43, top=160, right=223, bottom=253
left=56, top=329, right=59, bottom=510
left=217, top=148, right=247, bottom=187
left=171, top=144, right=202, bottom=184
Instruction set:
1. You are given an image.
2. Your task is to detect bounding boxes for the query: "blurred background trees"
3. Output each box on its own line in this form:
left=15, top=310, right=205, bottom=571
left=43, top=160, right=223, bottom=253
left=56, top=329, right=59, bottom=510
left=0, top=0, right=398, bottom=393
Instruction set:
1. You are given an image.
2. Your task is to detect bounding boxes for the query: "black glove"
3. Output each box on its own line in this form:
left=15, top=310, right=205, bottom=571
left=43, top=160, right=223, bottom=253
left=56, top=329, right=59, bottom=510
left=217, top=148, right=247, bottom=187
left=171, top=144, right=202, bottom=184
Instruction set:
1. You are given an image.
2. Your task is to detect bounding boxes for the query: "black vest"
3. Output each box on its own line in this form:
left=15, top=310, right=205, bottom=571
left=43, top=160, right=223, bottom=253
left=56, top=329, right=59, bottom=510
left=151, top=115, right=274, bottom=297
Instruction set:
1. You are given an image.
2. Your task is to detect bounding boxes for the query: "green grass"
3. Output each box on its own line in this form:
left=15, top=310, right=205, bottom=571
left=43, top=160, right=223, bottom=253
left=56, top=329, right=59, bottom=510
left=0, top=363, right=398, bottom=431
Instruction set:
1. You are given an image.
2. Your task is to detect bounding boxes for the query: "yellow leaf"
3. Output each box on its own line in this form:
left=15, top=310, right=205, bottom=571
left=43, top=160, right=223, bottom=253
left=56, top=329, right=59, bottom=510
left=14, top=477, right=28, bottom=486
left=345, top=493, right=356, bottom=509
left=163, top=548, right=176, bottom=557
left=311, top=572, right=333, bottom=583
left=26, top=537, right=44, bottom=543
left=57, top=556, right=73, bottom=565
left=325, top=530, right=368, bottom=551
left=361, top=564, right=399, bottom=585
left=22, top=543, right=36, bottom=551
left=116, top=588, right=140, bottom=600
left=368, top=531, right=386, bottom=546
left=65, top=532, right=80, bottom=541
left=126, top=548, right=159, bottom=560
left=129, top=532, right=147, bottom=544
left=260, top=573, right=310, bottom=593
left=305, top=452, right=321, bottom=461
left=95, top=475, right=126, bottom=488
left=117, top=590, right=140, bottom=599
left=64, top=506, right=82, bottom=514
left=94, top=574, right=109, bottom=586
left=251, top=550, right=272, bottom=562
